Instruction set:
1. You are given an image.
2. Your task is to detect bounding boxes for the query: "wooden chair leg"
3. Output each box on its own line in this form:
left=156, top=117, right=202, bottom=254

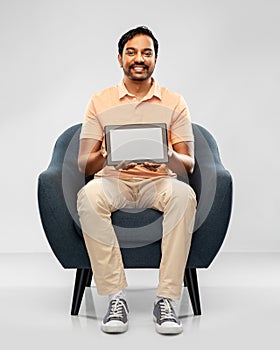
left=184, top=268, right=202, bottom=316
left=71, top=268, right=91, bottom=315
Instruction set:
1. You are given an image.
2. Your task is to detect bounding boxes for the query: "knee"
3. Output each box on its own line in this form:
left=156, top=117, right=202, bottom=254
left=172, top=181, right=197, bottom=208
left=77, top=179, right=105, bottom=211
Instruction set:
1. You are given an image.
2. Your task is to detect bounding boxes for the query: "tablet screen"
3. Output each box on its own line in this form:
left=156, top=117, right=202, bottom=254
left=104, top=123, right=168, bottom=166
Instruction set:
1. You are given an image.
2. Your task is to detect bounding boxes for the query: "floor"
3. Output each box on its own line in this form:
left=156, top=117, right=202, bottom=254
left=0, top=252, right=279, bottom=349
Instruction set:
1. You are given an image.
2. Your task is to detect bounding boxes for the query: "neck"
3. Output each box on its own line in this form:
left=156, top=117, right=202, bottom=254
left=123, top=77, right=153, bottom=99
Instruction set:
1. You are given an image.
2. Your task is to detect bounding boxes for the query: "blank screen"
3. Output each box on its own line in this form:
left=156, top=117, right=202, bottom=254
left=109, top=127, right=164, bottom=162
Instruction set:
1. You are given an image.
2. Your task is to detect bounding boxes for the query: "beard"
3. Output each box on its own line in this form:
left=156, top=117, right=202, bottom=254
left=123, top=63, right=154, bottom=81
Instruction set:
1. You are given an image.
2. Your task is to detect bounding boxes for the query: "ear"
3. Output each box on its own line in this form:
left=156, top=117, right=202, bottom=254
left=118, top=54, right=123, bottom=68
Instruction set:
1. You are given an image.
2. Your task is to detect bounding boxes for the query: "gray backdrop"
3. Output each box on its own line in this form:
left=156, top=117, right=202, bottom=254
left=0, top=0, right=279, bottom=252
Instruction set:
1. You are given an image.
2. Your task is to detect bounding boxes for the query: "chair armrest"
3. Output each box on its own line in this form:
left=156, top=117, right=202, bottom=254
left=38, top=166, right=90, bottom=268
left=187, top=166, right=233, bottom=267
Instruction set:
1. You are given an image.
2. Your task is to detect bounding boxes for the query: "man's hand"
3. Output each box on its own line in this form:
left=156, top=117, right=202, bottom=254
left=141, top=162, right=161, bottom=171
left=114, top=161, right=161, bottom=171
left=115, top=161, right=138, bottom=171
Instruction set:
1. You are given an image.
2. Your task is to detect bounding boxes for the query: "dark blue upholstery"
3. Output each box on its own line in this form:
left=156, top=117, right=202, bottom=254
left=37, top=123, right=233, bottom=270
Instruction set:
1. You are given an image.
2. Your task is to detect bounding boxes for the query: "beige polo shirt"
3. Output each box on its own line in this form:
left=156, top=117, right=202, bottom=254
left=81, top=79, right=194, bottom=178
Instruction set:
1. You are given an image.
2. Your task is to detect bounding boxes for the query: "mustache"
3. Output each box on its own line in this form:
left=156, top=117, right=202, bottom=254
left=129, top=63, right=148, bottom=69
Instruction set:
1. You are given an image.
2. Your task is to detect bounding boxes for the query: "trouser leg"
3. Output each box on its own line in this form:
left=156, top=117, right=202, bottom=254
left=82, top=233, right=128, bottom=295
left=77, top=178, right=136, bottom=295
left=142, top=178, right=197, bottom=300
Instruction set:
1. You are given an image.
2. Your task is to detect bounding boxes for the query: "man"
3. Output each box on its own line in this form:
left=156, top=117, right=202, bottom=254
left=77, top=26, right=197, bottom=335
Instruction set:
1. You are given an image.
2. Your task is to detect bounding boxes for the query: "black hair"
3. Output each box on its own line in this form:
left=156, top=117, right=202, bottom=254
left=118, top=26, right=159, bottom=57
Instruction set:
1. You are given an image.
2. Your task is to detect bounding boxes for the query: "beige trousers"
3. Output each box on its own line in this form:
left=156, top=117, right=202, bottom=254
left=77, top=176, right=196, bottom=300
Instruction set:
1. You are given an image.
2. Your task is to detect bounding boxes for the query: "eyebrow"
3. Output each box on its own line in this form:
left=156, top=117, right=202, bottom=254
left=125, top=47, right=153, bottom=51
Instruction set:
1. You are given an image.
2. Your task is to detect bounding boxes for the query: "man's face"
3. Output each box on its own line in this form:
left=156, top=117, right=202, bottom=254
left=118, top=34, right=157, bottom=81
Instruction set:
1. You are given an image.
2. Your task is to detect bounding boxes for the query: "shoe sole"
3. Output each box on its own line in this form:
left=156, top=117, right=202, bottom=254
left=101, top=320, right=128, bottom=334
left=153, top=316, right=183, bottom=335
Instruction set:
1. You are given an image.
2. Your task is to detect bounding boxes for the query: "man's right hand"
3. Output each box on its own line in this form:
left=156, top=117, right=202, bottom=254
left=115, top=161, right=138, bottom=171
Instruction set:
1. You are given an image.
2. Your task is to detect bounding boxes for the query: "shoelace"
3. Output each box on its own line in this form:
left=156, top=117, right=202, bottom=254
left=107, top=298, right=127, bottom=320
left=158, top=299, right=177, bottom=322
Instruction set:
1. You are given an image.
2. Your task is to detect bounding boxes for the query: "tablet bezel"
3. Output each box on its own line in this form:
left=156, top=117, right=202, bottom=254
left=104, top=123, right=168, bottom=166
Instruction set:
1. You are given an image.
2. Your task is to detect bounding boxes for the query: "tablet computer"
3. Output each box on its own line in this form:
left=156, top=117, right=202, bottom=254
left=104, top=123, right=168, bottom=166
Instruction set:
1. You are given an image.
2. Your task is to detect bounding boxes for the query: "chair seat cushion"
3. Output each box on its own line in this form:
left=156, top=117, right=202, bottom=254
left=74, top=208, right=163, bottom=248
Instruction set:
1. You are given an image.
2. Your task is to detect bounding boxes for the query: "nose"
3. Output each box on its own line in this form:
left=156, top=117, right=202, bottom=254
left=135, top=51, right=145, bottom=63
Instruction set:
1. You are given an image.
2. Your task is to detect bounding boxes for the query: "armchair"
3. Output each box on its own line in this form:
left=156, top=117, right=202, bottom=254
left=37, top=123, right=233, bottom=316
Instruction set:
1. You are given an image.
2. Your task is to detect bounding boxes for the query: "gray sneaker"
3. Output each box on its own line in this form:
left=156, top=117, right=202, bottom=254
left=101, top=298, right=129, bottom=333
left=153, top=298, right=183, bottom=334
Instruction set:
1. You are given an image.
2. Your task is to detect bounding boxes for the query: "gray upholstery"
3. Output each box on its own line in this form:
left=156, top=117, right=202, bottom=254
left=37, top=123, right=232, bottom=270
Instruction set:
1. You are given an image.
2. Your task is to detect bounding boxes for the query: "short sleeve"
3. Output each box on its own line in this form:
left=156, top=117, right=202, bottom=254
left=170, top=95, right=194, bottom=144
left=80, top=96, right=103, bottom=140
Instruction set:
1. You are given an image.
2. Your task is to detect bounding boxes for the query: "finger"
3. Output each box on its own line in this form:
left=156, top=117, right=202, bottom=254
left=124, top=162, right=138, bottom=170
left=115, top=160, right=126, bottom=170
left=102, top=150, right=108, bottom=158
left=168, top=148, right=173, bottom=158
left=143, top=162, right=160, bottom=168
left=148, top=167, right=158, bottom=172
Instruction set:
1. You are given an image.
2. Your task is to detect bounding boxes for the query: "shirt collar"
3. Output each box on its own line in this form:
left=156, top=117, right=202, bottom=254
left=118, top=78, right=162, bottom=101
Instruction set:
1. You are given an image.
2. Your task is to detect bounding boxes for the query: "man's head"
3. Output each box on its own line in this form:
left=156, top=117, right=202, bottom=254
left=118, top=26, right=159, bottom=58
left=118, top=26, right=158, bottom=82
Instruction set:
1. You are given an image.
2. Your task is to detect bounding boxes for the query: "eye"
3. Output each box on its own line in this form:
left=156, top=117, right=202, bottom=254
left=143, top=51, right=153, bottom=57
left=126, top=49, right=135, bottom=56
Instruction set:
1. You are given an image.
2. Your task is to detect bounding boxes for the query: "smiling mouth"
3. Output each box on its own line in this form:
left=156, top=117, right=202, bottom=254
left=130, top=65, right=148, bottom=72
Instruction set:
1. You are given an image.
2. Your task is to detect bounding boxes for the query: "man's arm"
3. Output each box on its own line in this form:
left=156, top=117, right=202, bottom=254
left=168, top=141, right=195, bottom=177
left=78, top=139, right=106, bottom=177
